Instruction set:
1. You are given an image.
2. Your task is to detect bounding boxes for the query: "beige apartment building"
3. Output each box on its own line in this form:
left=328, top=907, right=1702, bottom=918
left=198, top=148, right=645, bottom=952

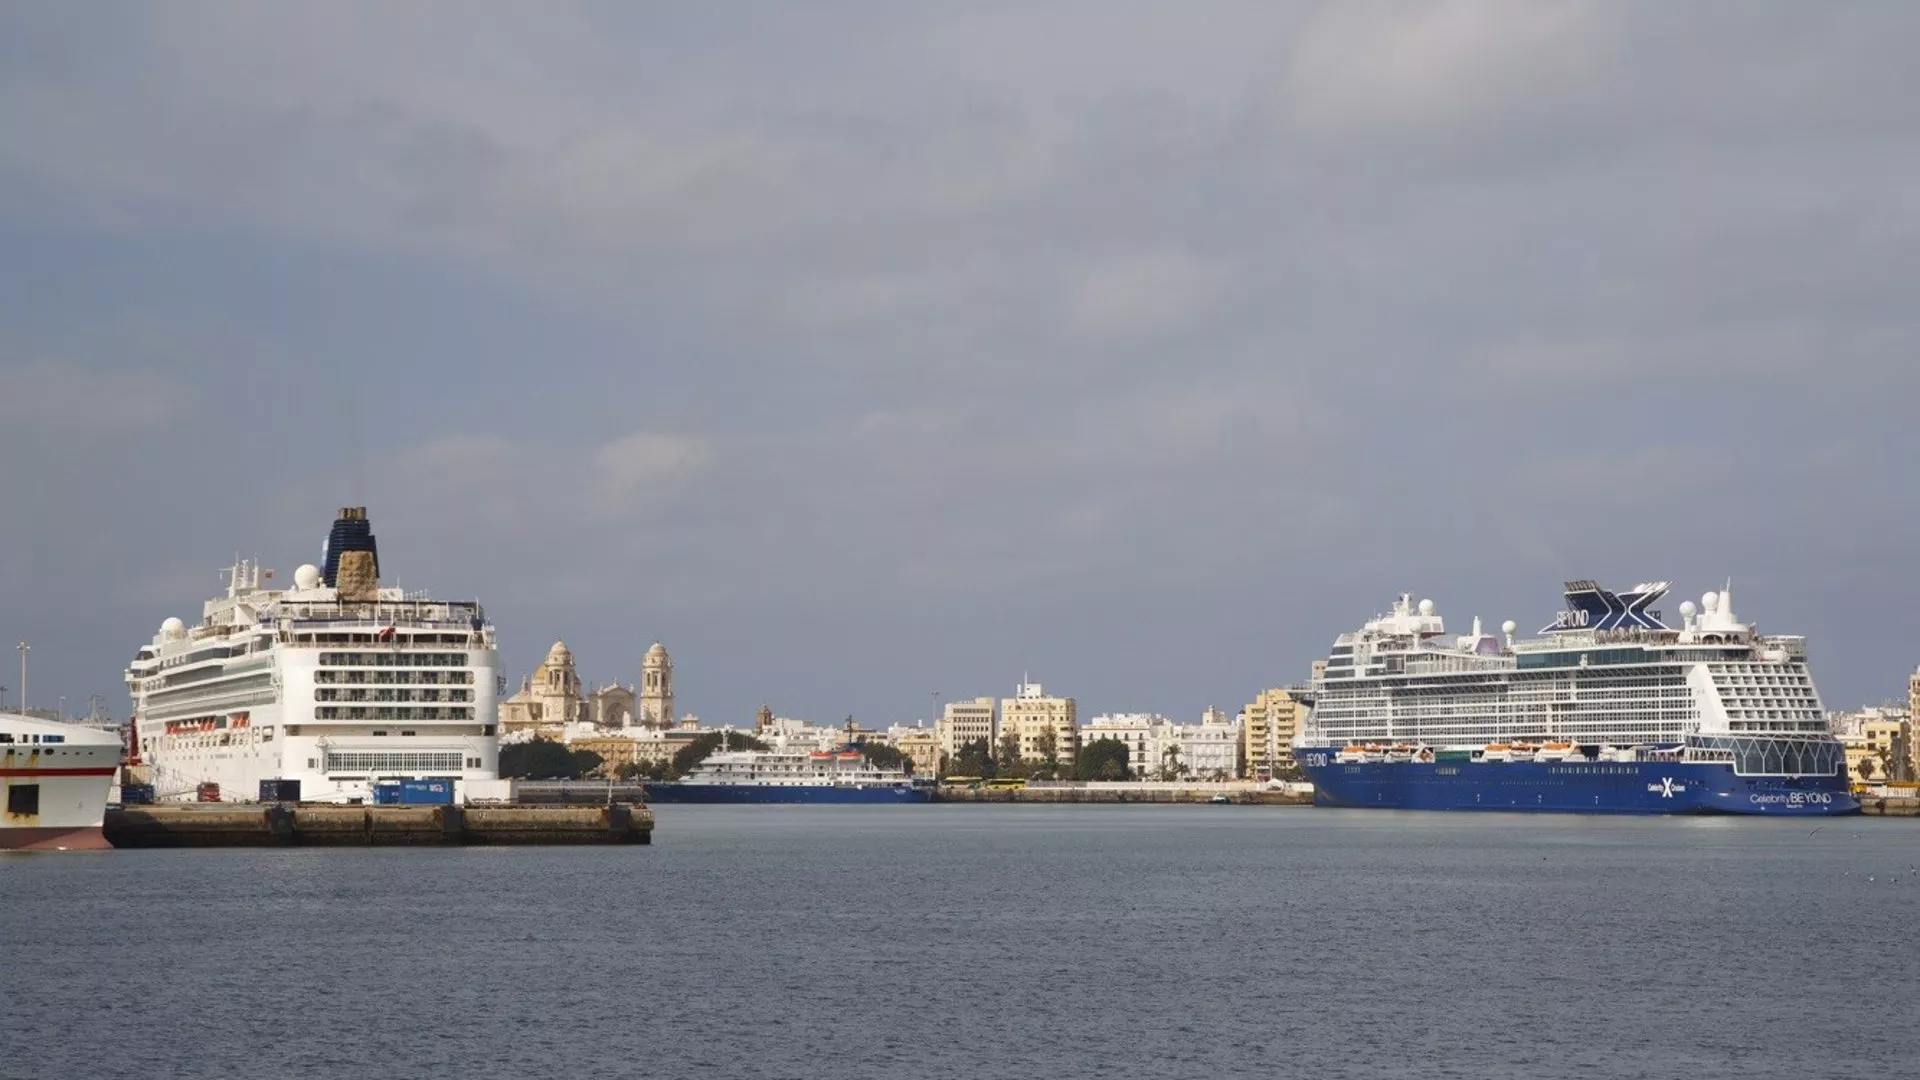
left=1862, top=713, right=1913, bottom=782
left=890, top=726, right=942, bottom=777
left=938, top=696, right=998, bottom=766
left=1001, top=681, right=1078, bottom=770
left=1241, top=686, right=1306, bottom=779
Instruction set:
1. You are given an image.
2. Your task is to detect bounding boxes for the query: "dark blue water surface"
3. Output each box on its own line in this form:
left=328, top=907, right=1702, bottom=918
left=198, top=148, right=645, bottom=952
left=3, top=806, right=1915, bottom=1079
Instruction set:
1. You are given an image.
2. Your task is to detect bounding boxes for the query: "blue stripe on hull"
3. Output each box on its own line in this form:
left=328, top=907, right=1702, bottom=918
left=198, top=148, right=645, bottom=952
left=643, top=783, right=933, bottom=805
left=1299, top=754, right=1859, bottom=816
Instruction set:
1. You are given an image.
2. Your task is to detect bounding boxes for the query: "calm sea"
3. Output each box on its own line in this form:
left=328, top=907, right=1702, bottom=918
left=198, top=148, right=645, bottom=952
left=3, top=806, right=1915, bottom=1079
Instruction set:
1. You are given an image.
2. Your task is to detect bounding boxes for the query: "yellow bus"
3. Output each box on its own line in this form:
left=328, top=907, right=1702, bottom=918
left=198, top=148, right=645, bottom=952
left=984, top=777, right=1027, bottom=789
left=942, top=776, right=983, bottom=785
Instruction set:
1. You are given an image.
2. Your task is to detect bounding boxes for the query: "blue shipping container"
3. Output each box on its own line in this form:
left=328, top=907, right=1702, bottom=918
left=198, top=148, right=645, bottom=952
left=120, top=783, right=156, bottom=805
left=398, top=778, right=455, bottom=805
left=371, top=781, right=403, bottom=805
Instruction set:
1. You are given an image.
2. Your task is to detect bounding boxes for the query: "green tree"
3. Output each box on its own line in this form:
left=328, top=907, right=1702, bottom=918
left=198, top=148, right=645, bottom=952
left=616, top=759, right=670, bottom=782
left=1858, top=756, right=1877, bottom=782
left=996, top=730, right=1021, bottom=772
left=499, top=738, right=603, bottom=780
left=670, top=731, right=770, bottom=778
left=855, top=740, right=910, bottom=774
left=1157, top=743, right=1186, bottom=782
left=951, top=737, right=996, bottom=779
left=1075, top=737, right=1133, bottom=781
left=1035, top=726, right=1061, bottom=779
left=1270, top=760, right=1309, bottom=784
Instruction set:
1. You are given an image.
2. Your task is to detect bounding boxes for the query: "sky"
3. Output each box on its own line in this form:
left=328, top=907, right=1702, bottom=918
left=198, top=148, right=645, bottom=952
left=2, top=2, right=1918, bottom=725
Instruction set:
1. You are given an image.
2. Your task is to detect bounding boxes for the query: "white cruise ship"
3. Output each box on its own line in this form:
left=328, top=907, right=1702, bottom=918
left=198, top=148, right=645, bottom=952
left=1292, top=580, right=1857, bottom=815
left=2, top=712, right=123, bottom=850
left=644, top=738, right=932, bottom=804
left=125, top=507, right=501, bottom=804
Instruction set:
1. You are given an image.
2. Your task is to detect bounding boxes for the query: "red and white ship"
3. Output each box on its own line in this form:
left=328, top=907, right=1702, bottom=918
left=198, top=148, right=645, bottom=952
left=1, top=712, right=121, bottom=851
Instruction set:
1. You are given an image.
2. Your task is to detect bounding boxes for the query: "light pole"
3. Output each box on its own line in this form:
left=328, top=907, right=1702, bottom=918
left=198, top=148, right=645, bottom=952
left=15, top=642, right=27, bottom=714
left=58, top=695, right=66, bottom=722
left=931, top=690, right=942, bottom=776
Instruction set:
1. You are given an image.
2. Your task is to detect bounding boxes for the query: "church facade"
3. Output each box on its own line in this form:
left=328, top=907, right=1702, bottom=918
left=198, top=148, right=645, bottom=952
left=499, top=640, right=676, bottom=737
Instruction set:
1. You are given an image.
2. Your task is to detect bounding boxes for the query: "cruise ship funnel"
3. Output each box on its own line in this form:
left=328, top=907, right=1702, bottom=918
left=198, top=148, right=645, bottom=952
left=322, top=506, right=380, bottom=601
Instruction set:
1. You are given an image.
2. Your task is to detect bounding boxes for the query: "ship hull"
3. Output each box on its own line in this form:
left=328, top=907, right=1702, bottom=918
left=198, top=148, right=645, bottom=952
left=0, top=824, right=111, bottom=851
left=1299, top=754, right=1859, bottom=815
left=643, top=783, right=933, bottom=805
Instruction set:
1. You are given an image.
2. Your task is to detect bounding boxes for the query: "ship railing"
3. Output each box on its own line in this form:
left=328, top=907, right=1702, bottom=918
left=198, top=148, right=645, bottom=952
left=273, top=611, right=484, bottom=627
left=268, top=599, right=484, bottom=621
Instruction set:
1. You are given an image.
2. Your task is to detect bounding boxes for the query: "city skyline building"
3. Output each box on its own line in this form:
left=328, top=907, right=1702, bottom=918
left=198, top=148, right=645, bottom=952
left=1001, top=680, right=1078, bottom=770
left=937, top=696, right=998, bottom=765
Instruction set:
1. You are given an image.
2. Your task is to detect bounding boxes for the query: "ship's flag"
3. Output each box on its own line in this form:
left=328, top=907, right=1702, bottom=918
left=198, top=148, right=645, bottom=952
left=376, top=624, right=396, bottom=642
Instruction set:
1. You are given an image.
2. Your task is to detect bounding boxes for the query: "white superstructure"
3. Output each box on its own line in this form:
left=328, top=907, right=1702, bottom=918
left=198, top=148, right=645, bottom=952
left=1296, top=580, right=1844, bottom=776
left=125, top=507, right=501, bottom=804
left=677, top=747, right=919, bottom=789
left=2, top=712, right=122, bottom=850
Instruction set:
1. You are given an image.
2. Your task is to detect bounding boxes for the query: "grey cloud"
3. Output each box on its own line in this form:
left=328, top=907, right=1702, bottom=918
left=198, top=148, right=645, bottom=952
left=0, top=361, right=192, bottom=431
left=4, top=2, right=1920, bottom=719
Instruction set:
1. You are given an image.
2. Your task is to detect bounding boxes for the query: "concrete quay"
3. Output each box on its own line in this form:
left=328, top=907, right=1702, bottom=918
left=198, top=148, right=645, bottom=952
left=103, top=802, right=654, bottom=847
left=936, top=783, right=1313, bottom=805
left=1857, top=796, right=1920, bottom=817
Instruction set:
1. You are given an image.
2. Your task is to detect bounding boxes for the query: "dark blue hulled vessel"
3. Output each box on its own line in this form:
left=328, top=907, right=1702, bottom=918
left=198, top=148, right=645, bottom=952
left=1292, top=580, right=1859, bottom=816
left=642, top=745, right=934, bottom=805
left=1302, top=755, right=1854, bottom=815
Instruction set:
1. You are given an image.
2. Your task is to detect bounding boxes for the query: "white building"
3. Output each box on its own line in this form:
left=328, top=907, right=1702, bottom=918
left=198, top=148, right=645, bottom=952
left=1081, top=713, right=1160, bottom=777
left=1175, top=709, right=1243, bottom=780
left=1080, top=710, right=1243, bottom=780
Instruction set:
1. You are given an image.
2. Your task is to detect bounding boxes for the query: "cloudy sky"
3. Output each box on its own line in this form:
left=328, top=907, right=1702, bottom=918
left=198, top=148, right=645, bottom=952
left=3, top=2, right=1917, bottom=724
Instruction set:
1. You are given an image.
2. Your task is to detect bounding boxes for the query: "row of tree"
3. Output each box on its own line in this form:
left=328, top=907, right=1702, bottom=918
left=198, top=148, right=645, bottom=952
left=940, top=735, right=1307, bottom=783
left=942, top=736, right=1134, bottom=782
left=498, top=739, right=605, bottom=781
left=1856, top=750, right=1913, bottom=783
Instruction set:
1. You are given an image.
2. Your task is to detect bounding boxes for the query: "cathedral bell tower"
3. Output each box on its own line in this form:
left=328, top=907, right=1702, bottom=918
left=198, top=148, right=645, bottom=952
left=640, top=642, right=674, bottom=728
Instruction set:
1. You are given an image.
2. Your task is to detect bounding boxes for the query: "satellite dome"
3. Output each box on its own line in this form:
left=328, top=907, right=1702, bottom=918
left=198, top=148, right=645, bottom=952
left=160, top=617, right=186, bottom=638
left=1679, top=600, right=1697, bottom=618
left=293, top=564, right=322, bottom=590
left=1701, top=591, right=1719, bottom=613
left=1417, top=598, right=1435, bottom=616
left=1501, top=620, right=1517, bottom=635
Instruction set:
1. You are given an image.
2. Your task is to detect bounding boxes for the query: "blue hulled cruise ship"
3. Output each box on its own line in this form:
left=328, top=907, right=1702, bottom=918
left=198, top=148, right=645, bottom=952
left=1293, top=580, right=1858, bottom=815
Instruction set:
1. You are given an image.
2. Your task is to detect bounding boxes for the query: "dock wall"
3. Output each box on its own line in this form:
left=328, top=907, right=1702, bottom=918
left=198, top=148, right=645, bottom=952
left=1858, top=797, right=1920, bottom=817
left=103, top=802, right=653, bottom=847
left=935, top=785, right=1313, bottom=805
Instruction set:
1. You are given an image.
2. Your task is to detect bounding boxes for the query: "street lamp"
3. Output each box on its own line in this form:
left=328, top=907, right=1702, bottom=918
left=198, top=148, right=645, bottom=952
left=15, top=642, right=27, bottom=714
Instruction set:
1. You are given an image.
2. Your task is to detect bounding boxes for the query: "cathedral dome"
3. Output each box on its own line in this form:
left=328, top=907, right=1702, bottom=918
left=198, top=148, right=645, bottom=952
left=546, top=640, right=574, bottom=665
left=644, top=642, right=668, bottom=661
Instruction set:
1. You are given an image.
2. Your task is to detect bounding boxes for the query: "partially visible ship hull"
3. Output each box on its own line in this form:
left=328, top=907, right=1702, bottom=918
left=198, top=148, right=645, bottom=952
left=643, top=783, right=932, bottom=805
left=3, top=714, right=122, bottom=850
left=0, top=823, right=112, bottom=851
left=1301, top=757, right=1858, bottom=815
